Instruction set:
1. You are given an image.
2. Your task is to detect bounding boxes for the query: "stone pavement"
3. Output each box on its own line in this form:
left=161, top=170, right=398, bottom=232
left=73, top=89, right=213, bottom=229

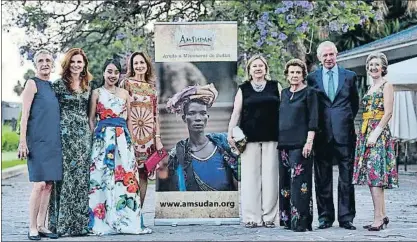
left=2, top=166, right=417, bottom=241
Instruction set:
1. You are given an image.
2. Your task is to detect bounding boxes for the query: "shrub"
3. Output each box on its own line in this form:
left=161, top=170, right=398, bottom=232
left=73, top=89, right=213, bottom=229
left=2, top=125, right=19, bottom=152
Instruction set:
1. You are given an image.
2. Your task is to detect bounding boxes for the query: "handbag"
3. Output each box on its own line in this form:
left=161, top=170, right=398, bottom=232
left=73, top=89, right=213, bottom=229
left=145, top=94, right=168, bottom=172
left=232, top=126, right=247, bottom=155
left=144, top=149, right=168, bottom=172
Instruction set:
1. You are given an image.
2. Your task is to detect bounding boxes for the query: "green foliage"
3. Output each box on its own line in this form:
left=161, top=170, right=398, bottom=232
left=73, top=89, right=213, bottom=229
left=2, top=125, right=19, bottom=152
left=2, top=159, right=27, bottom=170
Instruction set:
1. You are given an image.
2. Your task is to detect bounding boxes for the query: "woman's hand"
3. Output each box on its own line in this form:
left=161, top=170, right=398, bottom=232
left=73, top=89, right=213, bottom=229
left=155, top=136, right=164, bottom=150
left=366, top=126, right=383, bottom=147
left=227, top=134, right=239, bottom=154
left=302, top=142, right=313, bottom=158
left=18, top=141, right=29, bottom=159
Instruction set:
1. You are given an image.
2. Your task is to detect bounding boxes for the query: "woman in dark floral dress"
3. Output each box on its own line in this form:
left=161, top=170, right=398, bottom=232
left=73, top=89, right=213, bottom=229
left=353, top=52, right=398, bottom=231
left=278, top=59, right=318, bottom=232
left=48, top=48, right=93, bottom=236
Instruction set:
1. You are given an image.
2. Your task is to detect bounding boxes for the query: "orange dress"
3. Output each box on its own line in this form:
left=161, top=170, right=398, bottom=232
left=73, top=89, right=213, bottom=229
left=120, top=78, right=158, bottom=179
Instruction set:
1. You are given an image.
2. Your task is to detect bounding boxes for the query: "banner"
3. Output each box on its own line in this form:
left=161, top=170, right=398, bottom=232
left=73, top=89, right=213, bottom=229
left=154, top=21, right=239, bottom=226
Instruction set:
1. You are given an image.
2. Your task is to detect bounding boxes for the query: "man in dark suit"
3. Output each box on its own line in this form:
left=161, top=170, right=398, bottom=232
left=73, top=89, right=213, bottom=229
left=307, top=41, right=359, bottom=230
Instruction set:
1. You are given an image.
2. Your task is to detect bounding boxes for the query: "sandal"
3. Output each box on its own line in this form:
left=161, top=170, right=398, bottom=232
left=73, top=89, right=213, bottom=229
left=264, top=221, right=276, bottom=228
left=245, top=222, right=258, bottom=228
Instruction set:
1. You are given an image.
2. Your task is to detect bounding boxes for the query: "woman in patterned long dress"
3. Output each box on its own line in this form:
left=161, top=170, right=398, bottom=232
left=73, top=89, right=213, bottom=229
left=48, top=48, right=93, bottom=236
left=353, top=52, right=398, bottom=231
left=88, top=58, right=152, bottom=235
left=120, top=52, right=164, bottom=211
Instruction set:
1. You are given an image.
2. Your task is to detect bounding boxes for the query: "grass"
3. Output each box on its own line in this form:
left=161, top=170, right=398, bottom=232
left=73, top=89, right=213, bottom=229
left=2, top=159, right=27, bottom=170
left=2, top=151, right=18, bottom=161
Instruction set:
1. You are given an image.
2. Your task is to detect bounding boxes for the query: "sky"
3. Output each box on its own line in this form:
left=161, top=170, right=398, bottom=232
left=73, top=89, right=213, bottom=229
left=1, top=27, right=64, bottom=103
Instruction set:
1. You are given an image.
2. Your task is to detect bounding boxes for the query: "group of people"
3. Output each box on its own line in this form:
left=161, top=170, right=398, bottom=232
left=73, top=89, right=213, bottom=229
left=18, top=48, right=161, bottom=240
left=227, top=41, right=398, bottom=232
left=18, top=39, right=398, bottom=240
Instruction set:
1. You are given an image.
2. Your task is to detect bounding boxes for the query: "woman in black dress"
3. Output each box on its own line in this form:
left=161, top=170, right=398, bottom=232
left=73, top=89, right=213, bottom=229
left=18, top=49, right=62, bottom=240
left=278, top=59, right=318, bottom=232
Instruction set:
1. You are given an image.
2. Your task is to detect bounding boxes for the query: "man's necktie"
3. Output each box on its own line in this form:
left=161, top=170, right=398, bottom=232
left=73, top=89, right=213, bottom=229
left=327, top=70, right=335, bottom=102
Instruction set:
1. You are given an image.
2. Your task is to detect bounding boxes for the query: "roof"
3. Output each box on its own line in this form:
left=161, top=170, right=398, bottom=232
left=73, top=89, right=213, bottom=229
left=338, top=25, right=417, bottom=58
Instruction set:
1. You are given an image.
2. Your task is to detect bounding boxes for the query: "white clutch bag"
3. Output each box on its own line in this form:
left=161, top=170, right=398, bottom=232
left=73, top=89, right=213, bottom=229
left=232, top=126, right=247, bottom=155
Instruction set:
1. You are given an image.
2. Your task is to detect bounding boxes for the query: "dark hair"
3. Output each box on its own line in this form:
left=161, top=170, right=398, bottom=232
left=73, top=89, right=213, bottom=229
left=126, top=51, right=155, bottom=83
left=183, top=99, right=208, bottom=115
left=102, top=58, right=122, bottom=87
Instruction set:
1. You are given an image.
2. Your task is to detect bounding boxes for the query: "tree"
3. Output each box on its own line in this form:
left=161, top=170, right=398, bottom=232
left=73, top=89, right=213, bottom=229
left=13, top=69, right=35, bottom=96
left=2, top=1, right=376, bottom=85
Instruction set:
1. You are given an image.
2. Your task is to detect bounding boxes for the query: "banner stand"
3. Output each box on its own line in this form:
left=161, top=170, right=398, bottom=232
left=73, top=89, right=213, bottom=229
left=154, top=218, right=240, bottom=226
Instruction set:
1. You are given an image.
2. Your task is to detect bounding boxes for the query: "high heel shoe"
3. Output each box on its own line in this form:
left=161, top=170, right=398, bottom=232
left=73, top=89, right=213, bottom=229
left=368, top=221, right=385, bottom=231
left=363, top=216, right=389, bottom=229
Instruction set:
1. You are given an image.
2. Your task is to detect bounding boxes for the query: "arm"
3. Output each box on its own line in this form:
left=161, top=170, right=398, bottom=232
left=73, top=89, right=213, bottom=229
left=154, top=93, right=163, bottom=150
left=367, top=82, right=394, bottom=146
left=303, top=88, right=319, bottom=158
left=18, top=79, right=37, bottom=159
left=122, top=89, right=133, bottom=136
left=227, top=88, right=243, bottom=150
left=350, top=73, right=360, bottom=117
left=88, top=89, right=98, bottom=133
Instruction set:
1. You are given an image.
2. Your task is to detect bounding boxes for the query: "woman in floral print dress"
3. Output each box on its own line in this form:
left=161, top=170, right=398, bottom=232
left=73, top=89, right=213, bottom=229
left=88, top=58, right=152, bottom=235
left=353, top=52, right=398, bottom=231
left=120, top=52, right=164, bottom=211
left=48, top=48, right=93, bottom=236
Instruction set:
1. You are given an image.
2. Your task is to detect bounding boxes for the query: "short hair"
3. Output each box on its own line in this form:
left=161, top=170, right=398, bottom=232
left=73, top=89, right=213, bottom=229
left=183, top=98, right=208, bottom=115
left=317, top=41, right=338, bottom=57
left=244, top=54, right=271, bottom=82
left=33, top=49, right=54, bottom=66
left=284, top=58, right=308, bottom=81
left=365, top=52, right=388, bottom=77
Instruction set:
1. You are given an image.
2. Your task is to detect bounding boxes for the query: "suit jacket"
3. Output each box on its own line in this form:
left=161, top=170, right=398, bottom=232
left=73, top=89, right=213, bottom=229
left=307, top=66, right=359, bottom=145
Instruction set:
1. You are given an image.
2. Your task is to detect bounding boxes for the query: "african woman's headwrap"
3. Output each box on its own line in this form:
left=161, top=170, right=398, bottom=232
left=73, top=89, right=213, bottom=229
left=166, top=84, right=219, bottom=114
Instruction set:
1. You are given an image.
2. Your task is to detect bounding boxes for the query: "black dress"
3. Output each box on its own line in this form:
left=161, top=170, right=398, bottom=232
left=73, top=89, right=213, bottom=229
left=278, top=86, right=318, bottom=231
left=26, top=77, right=63, bottom=182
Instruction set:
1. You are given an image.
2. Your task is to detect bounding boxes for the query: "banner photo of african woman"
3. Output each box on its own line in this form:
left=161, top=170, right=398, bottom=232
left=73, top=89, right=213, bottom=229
left=153, top=21, right=240, bottom=225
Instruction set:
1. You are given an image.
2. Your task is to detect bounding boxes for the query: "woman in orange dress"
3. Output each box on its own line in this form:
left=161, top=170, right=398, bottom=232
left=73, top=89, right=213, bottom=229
left=120, top=52, right=164, bottom=213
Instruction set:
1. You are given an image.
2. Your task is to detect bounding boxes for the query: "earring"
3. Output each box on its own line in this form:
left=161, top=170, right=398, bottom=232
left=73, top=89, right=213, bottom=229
left=81, top=69, right=86, bottom=77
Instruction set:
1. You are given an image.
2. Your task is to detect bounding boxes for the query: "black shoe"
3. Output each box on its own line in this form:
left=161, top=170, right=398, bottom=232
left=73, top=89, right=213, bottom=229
left=364, top=216, right=389, bottom=229
left=27, top=232, right=41, bottom=241
left=318, top=221, right=332, bottom=229
left=339, top=221, right=356, bottom=230
left=368, top=221, right=384, bottom=231
left=39, top=231, right=59, bottom=239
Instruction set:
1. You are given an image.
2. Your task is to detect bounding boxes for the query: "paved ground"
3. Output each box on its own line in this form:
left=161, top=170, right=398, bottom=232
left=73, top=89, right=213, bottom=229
left=2, top=165, right=417, bottom=241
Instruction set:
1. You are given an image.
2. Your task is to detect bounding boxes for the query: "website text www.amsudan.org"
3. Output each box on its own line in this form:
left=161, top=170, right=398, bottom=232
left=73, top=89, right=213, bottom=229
left=160, top=200, right=235, bottom=208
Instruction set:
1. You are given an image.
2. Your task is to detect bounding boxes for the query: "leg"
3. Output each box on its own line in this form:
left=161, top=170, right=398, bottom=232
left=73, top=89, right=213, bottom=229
left=334, top=144, right=356, bottom=224
left=139, top=167, right=148, bottom=208
left=314, top=141, right=335, bottom=225
left=241, top=142, right=262, bottom=226
left=261, top=142, right=279, bottom=226
left=289, top=149, right=313, bottom=232
left=279, top=149, right=291, bottom=229
left=37, top=182, right=53, bottom=232
left=29, top=182, right=45, bottom=235
left=370, top=187, right=385, bottom=227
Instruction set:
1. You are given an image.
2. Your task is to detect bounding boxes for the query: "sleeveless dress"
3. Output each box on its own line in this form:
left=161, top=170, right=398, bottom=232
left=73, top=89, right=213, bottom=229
left=120, top=79, right=158, bottom=179
left=26, top=77, right=63, bottom=182
left=352, top=82, right=398, bottom=188
left=88, top=87, right=152, bottom=235
left=48, top=79, right=92, bottom=236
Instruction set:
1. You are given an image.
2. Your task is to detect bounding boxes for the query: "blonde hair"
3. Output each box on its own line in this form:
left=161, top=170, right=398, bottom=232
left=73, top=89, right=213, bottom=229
left=366, top=52, right=388, bottom=77
left=317, top=41, right=338, bottom=58
left=244, top=54, right=271, bottom=82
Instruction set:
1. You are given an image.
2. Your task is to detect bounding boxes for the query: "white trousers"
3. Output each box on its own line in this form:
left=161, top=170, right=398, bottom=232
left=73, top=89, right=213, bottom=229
left=240, top=141, right=279, bottom=225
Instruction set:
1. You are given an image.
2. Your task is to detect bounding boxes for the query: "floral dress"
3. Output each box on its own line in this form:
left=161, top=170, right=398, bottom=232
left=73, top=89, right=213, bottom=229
left=120, top=79, right=158, bottom=179
left=48, top=79, right=91, bottom=236
left=88, top=88, right=152, bottom=235
left=353, top=82, right=398, bottom=188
